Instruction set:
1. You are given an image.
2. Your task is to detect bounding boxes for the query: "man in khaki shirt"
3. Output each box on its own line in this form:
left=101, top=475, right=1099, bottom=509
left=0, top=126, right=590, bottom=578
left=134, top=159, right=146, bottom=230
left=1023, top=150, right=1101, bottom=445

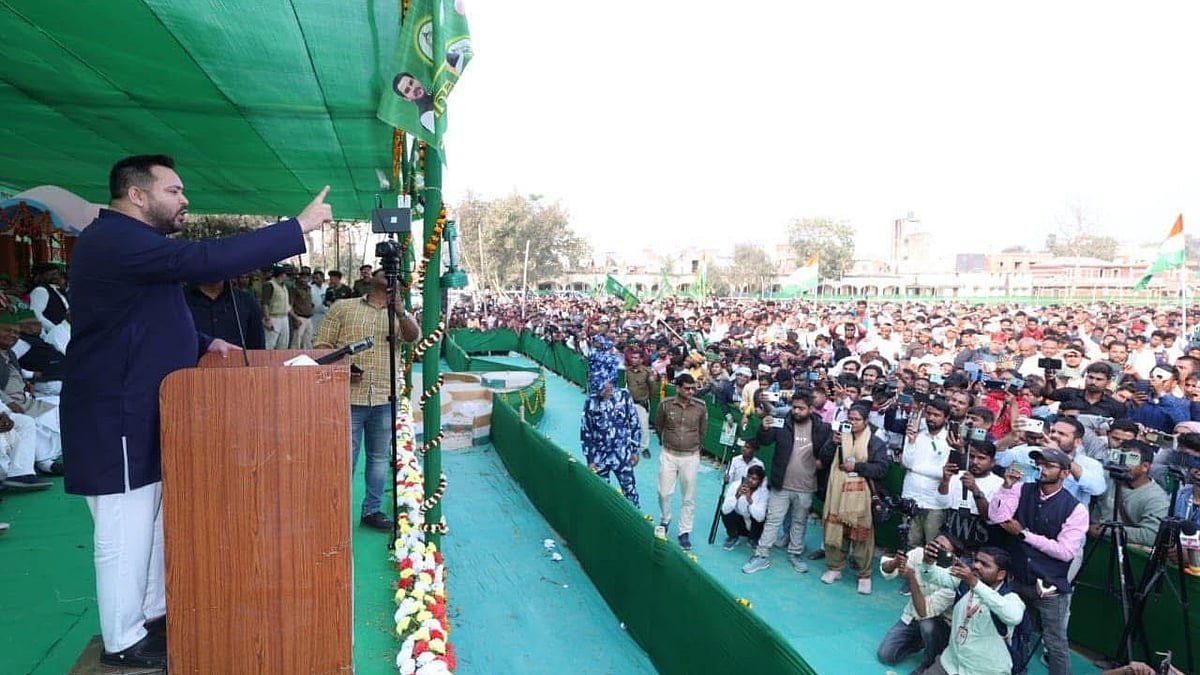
left=624, top=350, right=656, bottom=459
left=654, top=373, right=708, bottom=551
left=315, top=270, right=419, bottom=531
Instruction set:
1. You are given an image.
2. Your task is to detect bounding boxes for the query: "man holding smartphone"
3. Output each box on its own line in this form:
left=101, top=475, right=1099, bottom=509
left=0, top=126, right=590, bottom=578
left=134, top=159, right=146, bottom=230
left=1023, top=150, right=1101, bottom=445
left=743, top=391, right=832, bottom=574
left=988, top=447, right=1087, bottom=675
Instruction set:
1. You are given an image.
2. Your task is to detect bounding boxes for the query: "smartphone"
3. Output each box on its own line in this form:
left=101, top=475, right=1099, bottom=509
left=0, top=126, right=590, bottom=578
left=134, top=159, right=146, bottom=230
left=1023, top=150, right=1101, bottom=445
left=1037, top=357, right=1063, bottom=371
left=1006, top=377, right=1025, bottom=395
left=936, top=548, right=955, bottom=568
left=964, top=362, right=981, bottom=381
left=970, top=427, right=988, bottom=442
left=983, top=378, right=1005, bottom=392
left=947, top=450, right=966, bottom=469
left=769, top=416, right=785, bottom=428
left=897, top=393, right=914, bottom=406
left=1013, top=459, right=1040, bottom=483
left=839, top=421, right=852, bottom=434
left=929, top=373, right=945, bottom=386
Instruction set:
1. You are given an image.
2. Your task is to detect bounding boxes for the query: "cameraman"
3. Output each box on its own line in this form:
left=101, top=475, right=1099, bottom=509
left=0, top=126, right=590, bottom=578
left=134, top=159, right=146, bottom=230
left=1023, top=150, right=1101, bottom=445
left=314, top=269, right=420, bottom=531
left=1171, top=432, right=1200, bottom=529
left=1088, top=440, right=1169, bottom=546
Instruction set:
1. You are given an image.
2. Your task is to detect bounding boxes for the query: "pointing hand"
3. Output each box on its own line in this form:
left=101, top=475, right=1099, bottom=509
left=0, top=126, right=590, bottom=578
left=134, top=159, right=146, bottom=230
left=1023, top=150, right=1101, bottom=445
left=297, top=185, right=333, bottom=233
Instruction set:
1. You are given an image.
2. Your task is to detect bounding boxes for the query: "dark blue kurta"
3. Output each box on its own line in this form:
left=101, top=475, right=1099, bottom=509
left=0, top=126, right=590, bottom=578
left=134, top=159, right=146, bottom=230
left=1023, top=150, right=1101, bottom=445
left=62, top=209, right=305, bottom=495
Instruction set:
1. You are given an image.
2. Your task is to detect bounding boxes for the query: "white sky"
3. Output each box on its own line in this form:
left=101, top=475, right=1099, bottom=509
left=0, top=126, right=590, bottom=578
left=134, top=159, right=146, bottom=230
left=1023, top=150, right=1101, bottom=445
left=442, top=1, right=1200, bottom=261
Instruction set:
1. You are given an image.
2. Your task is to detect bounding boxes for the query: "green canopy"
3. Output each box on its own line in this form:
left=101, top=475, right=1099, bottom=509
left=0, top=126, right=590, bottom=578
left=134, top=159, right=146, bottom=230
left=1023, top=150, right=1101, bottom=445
left=0, top=1, right=405, bottom=219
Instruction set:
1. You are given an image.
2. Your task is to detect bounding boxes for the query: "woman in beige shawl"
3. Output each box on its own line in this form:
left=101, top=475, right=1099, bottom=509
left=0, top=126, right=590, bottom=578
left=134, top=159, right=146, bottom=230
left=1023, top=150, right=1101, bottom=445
left=819, top=404, right=891, bottom=594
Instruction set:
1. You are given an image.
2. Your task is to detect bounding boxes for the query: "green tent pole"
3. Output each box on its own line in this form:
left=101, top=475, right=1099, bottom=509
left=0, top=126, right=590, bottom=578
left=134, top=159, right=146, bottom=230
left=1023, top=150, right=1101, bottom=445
left=422, top=147, right=444, bottom=547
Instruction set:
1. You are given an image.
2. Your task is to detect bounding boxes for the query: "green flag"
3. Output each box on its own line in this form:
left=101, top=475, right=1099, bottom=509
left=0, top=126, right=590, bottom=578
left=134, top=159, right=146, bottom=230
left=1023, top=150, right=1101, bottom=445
left=605, top=275, right=640, bottom=310
left=377, top=0, right=473, bottom=149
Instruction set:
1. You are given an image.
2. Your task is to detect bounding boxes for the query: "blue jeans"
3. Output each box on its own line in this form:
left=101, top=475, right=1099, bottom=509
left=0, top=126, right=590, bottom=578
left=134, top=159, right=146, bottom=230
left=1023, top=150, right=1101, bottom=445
left=876, top=618, right=949, bottom=670
left=1014, top=583, right=1071, bottom=675
left=350, top=404, right=392, bottom=516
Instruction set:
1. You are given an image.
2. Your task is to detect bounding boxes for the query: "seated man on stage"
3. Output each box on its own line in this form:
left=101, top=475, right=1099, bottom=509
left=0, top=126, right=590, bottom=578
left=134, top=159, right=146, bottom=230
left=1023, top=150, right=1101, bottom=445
left=0, top=313, right=61, bottom=476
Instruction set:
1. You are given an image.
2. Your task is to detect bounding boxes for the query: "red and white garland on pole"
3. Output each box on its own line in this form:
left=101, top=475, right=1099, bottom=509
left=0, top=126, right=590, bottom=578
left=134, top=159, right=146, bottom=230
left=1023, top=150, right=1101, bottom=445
left=393, top=395, right=455, bottom=674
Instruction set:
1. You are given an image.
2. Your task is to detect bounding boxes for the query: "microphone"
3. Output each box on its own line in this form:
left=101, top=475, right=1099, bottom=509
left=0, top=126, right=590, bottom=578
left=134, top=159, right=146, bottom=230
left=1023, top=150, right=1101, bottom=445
left=226, top=280, right=251, bottom=367
left=315, top=336, right=374, bottom=365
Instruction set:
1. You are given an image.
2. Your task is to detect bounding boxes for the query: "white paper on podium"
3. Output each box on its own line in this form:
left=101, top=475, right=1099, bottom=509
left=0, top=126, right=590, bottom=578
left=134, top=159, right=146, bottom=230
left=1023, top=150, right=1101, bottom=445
left=283, top=355, right=320, bottom=367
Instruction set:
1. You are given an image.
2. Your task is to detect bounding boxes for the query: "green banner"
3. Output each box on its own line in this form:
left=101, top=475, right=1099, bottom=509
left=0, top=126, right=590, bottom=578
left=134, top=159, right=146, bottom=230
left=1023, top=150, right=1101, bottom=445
left=377, top=0, right=473, bottom=148
left=604, top=274, right=639, bottom=309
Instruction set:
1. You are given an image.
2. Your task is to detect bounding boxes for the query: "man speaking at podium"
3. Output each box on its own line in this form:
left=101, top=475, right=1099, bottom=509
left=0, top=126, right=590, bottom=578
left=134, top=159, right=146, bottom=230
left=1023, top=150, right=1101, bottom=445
left=61, top=155, right=334, bottom=669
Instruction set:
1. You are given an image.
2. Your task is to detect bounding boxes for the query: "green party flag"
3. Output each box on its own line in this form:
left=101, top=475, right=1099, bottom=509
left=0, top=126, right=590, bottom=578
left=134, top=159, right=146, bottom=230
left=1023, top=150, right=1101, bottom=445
left=605, top=275, right=640, bottom=310
left=377, top=0, right=473, bottom=150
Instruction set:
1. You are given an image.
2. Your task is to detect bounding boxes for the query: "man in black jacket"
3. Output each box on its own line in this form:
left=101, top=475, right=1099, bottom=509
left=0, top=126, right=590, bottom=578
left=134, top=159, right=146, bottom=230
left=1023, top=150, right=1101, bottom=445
left=742, top=390, right=833, bottom=574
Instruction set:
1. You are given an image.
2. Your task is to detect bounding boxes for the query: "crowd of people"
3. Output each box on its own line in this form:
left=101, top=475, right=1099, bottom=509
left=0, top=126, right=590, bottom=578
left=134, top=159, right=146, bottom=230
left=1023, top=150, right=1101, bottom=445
left=0, top=262, right=71, bottom=535
left=499, top=292, right=1200, bottom=675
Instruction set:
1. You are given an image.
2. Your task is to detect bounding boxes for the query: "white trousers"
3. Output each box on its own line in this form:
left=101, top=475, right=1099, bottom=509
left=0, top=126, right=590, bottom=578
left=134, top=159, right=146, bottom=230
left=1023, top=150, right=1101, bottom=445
left=633, top=403, right=650, bottom=452
left=0, top=412, right=39, bottom=477
left=289, top=316, right=314, bottom=349
left=85, top=480, right=166, bottom=653
left=658, top=451, right=700, bottom=534
left=264, top=315, right=290, bottom=350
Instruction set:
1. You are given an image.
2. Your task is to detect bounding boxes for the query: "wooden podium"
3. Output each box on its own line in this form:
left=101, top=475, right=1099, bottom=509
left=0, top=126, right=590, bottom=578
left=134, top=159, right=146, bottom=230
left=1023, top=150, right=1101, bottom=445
left=159, top=350, right=353, bottom=674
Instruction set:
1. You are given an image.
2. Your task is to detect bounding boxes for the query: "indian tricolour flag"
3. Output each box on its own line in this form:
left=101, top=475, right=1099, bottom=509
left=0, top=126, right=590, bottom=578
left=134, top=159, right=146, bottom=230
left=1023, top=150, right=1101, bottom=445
left=780, top=254, right=820, bottom=296
left=1134, top=215, right=1185, bottom=290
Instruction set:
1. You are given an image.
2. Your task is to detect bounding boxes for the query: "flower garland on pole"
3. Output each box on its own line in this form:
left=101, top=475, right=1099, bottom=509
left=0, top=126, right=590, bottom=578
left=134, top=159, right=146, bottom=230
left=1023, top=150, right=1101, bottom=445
left=393, top=394, right=455, bottom=674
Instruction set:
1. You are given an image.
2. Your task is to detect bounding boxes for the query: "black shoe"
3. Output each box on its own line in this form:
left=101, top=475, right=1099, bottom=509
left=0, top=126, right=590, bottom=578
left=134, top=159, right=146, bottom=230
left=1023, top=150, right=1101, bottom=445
left=36, top=460, right=64, bottom=476
left=808, top=549, right=826, bottom=561
left=360, top=511, right=394, bottom=531
left=144, top=614, right=166, bottom=637
left=2, top=474, right=52, bottom=490
left=101, top=631, right=167, bottom=669
left=678, top=533, right=692, bottom=551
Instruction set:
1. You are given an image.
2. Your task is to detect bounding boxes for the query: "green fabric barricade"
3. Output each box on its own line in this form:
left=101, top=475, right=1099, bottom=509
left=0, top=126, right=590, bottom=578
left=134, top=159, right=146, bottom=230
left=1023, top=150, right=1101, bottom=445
left=490, top=396, right=817, bottom=674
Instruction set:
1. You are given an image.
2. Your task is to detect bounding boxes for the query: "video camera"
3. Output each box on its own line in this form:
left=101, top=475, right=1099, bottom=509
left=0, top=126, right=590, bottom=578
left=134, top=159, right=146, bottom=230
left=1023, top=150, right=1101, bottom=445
left=880, top=495, right=919, bottom=543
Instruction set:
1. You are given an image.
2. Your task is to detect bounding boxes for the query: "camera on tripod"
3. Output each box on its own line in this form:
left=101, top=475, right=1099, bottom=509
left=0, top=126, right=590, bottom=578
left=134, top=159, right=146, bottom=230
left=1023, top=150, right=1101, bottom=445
left=374, top=239, right=404, bottom=276
left=1105, top=447, right=1143, bottom=482
left=879, top=495, right=919, bottom=543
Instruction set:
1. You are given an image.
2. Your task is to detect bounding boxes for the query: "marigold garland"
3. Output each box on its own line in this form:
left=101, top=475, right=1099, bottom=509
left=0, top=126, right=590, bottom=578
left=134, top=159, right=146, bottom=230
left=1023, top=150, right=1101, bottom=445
left=420, top=431, right=446, bottom=454
left=419, top=474, right=448, bottom=514
left=392, top=395, right=455, bottom=674
left=412, top=321, right=446, bottom=360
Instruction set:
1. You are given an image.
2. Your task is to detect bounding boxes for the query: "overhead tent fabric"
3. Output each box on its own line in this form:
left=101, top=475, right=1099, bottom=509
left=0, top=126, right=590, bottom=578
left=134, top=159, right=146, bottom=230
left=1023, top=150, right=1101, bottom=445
left=0, top=1, right=404, bottom=219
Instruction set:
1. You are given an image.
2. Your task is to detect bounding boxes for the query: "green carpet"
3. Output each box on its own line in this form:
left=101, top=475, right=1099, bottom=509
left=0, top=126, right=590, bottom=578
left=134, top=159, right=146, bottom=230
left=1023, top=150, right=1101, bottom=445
left=0, top=395, right=651, bottom=674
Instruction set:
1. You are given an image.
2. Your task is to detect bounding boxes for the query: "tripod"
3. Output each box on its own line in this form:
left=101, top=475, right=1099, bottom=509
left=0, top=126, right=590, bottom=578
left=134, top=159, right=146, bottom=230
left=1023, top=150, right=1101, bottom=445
left=1115, top=472, right=1195, bottom=674
left=707, top=440, right=736, bottom=545
left=1075, top=477, right=1141, bottom=665
left=378, top=236, right=405, bottom=549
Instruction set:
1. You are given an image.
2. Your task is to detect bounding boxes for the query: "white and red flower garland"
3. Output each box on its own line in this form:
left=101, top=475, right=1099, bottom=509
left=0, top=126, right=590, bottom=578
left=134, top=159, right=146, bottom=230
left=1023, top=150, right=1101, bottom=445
left=392, top=396, right=456, bottom=674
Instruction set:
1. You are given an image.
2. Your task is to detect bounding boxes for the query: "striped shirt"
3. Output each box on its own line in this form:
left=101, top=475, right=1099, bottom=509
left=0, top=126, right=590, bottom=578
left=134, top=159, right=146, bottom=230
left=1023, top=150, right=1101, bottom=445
left=314, top=296, right=405, bottom=406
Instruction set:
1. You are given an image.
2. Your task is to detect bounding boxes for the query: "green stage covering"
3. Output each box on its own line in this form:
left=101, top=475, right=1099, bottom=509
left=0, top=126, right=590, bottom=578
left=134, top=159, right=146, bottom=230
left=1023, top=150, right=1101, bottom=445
left=0, top=1, right=403, bottom=218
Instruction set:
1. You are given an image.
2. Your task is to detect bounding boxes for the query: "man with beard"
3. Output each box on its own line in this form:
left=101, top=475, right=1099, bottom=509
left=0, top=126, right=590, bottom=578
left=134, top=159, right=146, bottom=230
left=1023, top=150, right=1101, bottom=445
left=1172, top=432, right=1200, bottom=531
left=937, top=439, right=1004, bottom=524
left=902, top=397, right=952, bottom=548
left=917, top=547, right=1026, bottom=675
left=989, top=447, right=1088, bottom=675
left=1045, top=362, right=1127, bottom=419
left=1089, top=440, right=1168, bottom=546
left=62, top=155, right=332, bottom=669
left=742, top=391, right=833, bottom=574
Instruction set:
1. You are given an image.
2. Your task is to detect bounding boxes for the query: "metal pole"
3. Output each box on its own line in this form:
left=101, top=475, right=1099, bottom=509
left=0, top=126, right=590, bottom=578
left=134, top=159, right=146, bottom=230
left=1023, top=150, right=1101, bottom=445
left=521, top=239, right=531, bottom=319
left=422, top=148, right=445, bottom=547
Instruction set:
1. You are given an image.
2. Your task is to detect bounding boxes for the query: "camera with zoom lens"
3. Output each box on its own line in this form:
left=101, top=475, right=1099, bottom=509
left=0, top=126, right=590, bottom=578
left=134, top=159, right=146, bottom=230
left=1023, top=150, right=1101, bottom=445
left=374, top=239, right=403, bottom=275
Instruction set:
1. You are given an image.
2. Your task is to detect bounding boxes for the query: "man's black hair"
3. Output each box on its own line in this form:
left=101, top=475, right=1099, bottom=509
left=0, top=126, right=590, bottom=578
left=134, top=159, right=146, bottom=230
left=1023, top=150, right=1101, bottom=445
left=977, top=546, right=1012, bottom=572
left=1084, top=362, right=1113, bottom=378
left=1054, top=416, right=1085, bottom=440
left=109, top=154, right=175, bottom=200
left=926, top=396, right=951, bottom=415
